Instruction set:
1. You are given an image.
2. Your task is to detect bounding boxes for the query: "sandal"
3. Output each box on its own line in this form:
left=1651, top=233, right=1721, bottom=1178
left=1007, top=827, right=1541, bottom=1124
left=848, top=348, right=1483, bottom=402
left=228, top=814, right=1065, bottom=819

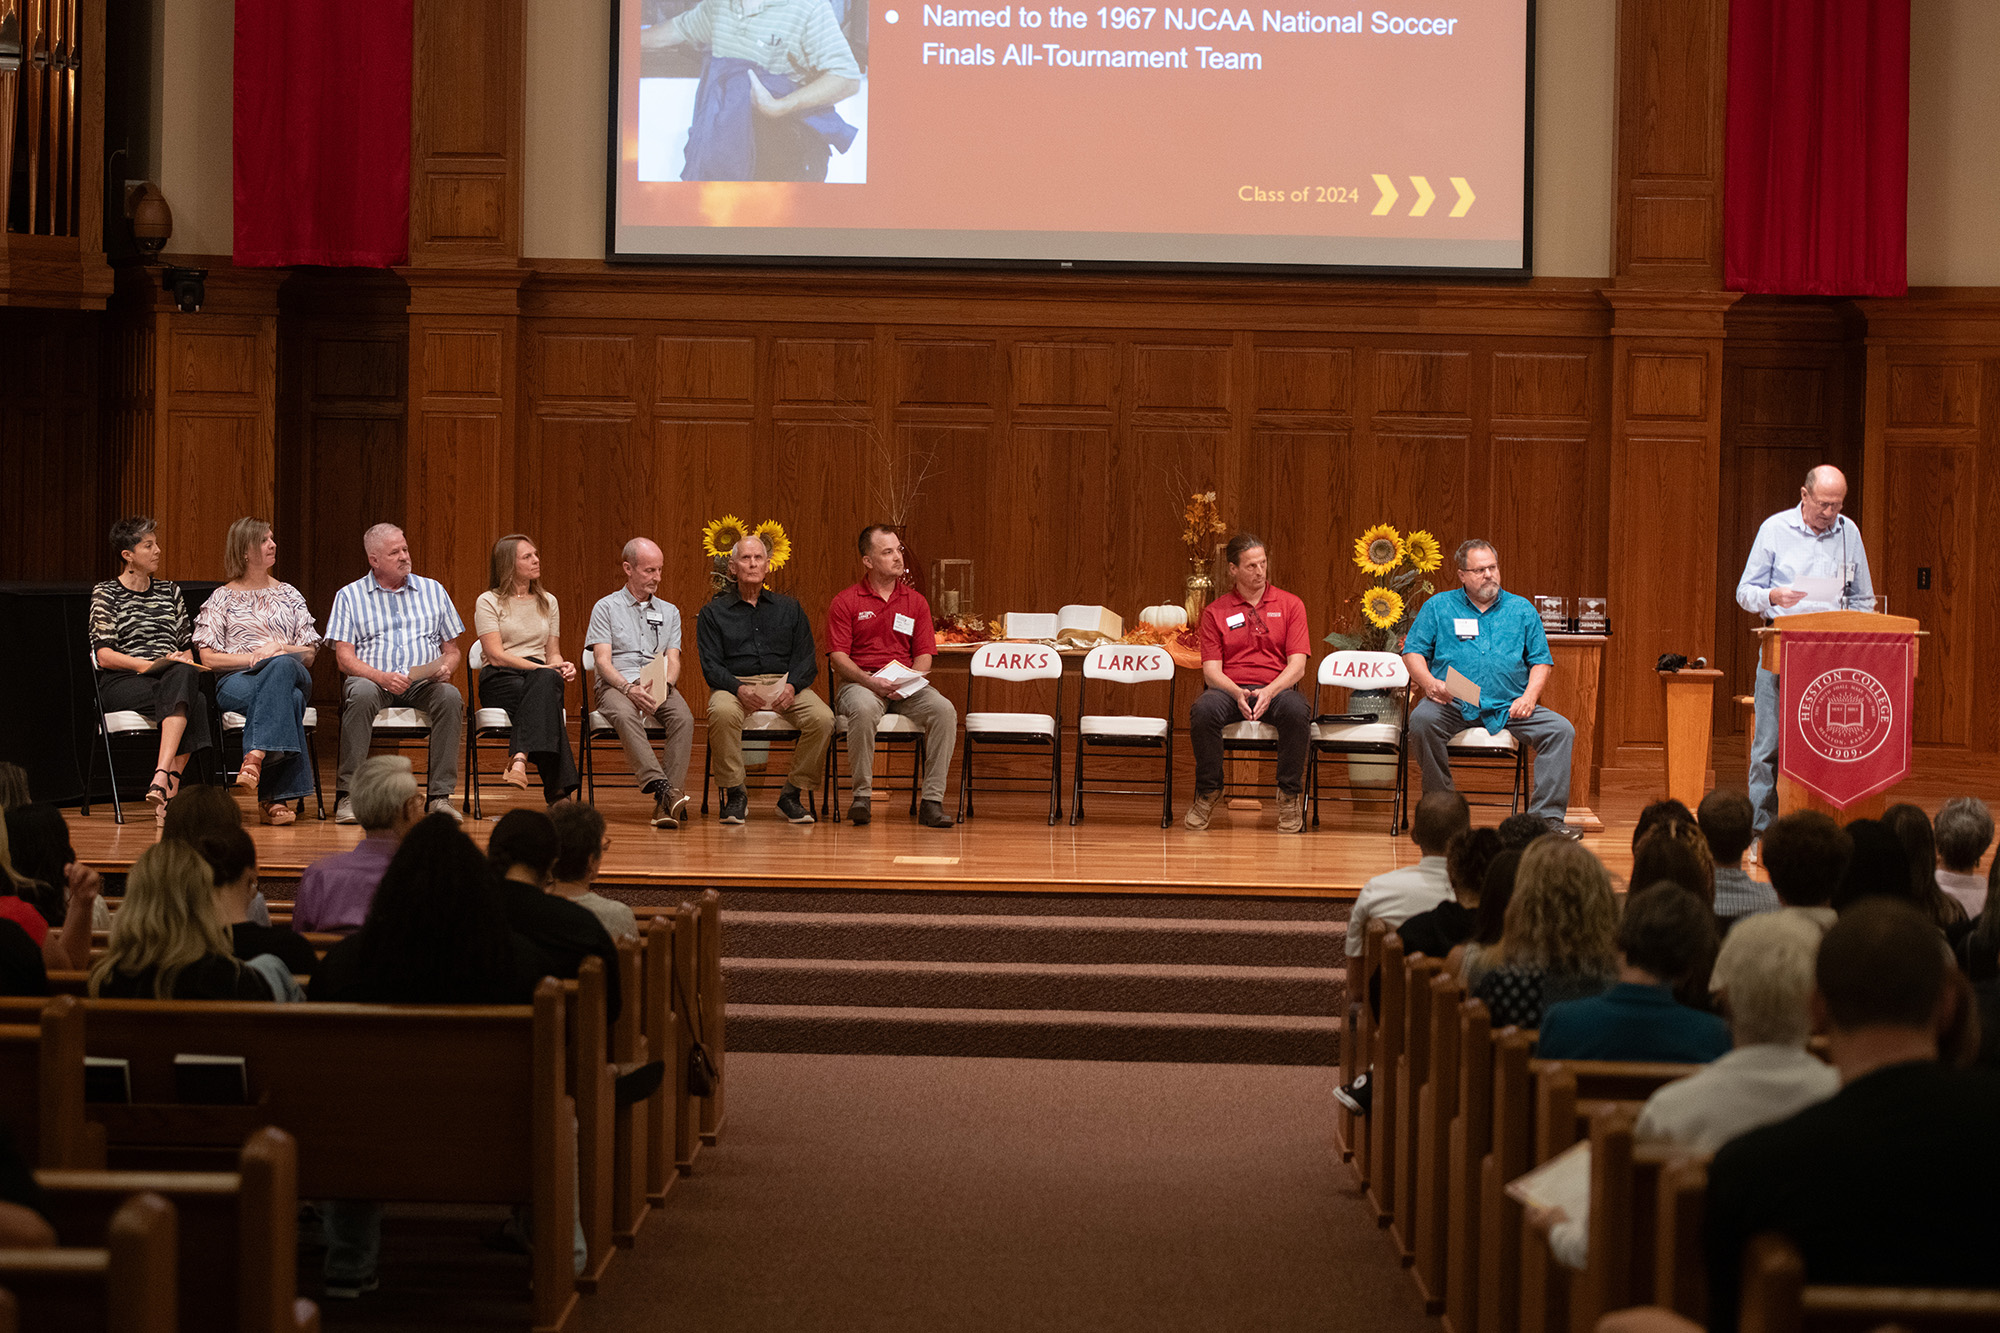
left=145, top=768, right=179, bottom=825
left=236, top=750, right=265, bottom=791
left=502, top=757, right=531, bottom=790
left=261, top=801, right=297, bottom=827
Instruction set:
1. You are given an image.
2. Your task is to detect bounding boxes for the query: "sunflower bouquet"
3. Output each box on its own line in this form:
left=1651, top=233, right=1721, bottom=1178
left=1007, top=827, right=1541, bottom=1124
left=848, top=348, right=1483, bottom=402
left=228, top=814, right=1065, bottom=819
left=701, top=514, right=792, bottom=595
left=1324, top=523, right=1442, bottom=653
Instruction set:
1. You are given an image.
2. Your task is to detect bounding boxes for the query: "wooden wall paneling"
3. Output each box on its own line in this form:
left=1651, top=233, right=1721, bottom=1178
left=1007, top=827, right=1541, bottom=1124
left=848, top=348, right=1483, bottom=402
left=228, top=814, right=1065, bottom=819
left=409, top=0, right=524, bottom=265
left=1613, top=0, right=1730, bottom=287
left=1879, top=443, right=1975, bottom=744
left=0, top=308, right=104, bottom=580
left=1244, top=335, right=1358, bottom=648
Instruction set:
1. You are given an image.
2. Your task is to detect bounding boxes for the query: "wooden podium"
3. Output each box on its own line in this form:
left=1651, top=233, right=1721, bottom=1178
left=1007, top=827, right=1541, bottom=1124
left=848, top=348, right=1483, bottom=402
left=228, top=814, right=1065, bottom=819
left=1658, top=667, right=1723, bottom=811
left=1753, top=611, right=1921, bottom=823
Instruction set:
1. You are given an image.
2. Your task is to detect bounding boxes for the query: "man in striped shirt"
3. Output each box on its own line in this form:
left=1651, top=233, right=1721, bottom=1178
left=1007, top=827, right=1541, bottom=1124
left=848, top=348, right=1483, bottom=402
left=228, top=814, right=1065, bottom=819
left=327, top=523, right=467, bottom=824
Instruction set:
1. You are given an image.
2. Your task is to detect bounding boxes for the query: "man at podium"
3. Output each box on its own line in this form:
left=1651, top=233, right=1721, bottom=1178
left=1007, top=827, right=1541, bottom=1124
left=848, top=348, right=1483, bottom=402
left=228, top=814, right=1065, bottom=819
left=1735, top=465, right=1877, bottom=838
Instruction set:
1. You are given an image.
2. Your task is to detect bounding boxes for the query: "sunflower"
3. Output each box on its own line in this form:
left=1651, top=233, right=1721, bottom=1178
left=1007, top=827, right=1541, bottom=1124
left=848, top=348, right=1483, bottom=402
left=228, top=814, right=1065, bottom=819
left=1353, top=523, right=1403, bottom=576
left=753, top=520, right=793, bottom=571
left=1361, top=586, right=1404, bottom=630
left=701, top=514, right=750, bottom=560
left=1404, top=529, right=1443, bottom=574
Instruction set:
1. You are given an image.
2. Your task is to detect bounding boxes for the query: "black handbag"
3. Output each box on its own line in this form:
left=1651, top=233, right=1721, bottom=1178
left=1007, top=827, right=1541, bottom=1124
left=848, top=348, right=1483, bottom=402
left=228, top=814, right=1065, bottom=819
left=674, top=944, right=720, bottom=1098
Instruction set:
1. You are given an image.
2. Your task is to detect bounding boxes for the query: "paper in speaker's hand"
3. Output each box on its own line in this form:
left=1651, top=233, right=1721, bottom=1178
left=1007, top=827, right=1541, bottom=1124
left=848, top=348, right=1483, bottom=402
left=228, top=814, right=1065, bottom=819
left=637, top=651, right=671, bottom=700
left=873, top=660, right=931, bottom=699
left=1444, top=667, right=1482, bottom=706
left=1787, top=575, right=1843, bottom=605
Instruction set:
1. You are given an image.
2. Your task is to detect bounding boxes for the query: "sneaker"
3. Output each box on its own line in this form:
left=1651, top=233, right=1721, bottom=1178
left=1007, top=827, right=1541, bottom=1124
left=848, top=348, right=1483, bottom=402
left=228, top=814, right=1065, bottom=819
left=719, top=786, right=748, bottom=825
left=848, top=797, right=872, bottom=826
left=333, top=796, right=357, bottom=825
left=667, top=788, right=692, bottom=824
left=1544, top=817, right=1583, bottom=842
left=1184, top=789, right=1221, bottom=831
left=1278, top=790, right=1306, bottom=835
left=650, top=785, right=679, bottom=829
left=777, top=785, right=816, bottom=824
left=613, top=1059, right=666, bottom=1106
left=427, top=798, right=465, bottom=824
left=324, top=1274, right=380, bottom=1300
left=1331, top=1071, right=1373, bottom=1117
left=918, top=799, right=954, bottom=829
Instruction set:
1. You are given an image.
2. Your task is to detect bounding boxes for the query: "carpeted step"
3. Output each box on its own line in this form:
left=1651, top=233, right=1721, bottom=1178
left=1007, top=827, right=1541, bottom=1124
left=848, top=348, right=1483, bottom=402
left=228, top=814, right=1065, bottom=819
left=707, top=887, right=1353, bottom=921
left=725, top=957, right=1346, bottom=1016
left=722, top=911, right=1346, bottom=967
left=727, top=1003, right=1342, bottom=1065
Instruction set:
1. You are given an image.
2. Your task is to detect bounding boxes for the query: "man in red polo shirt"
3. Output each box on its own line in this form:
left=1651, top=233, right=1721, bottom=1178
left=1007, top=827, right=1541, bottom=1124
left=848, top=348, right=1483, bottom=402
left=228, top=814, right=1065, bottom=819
left=1188, top=533, right=1313, bottom=833
left=827, top=525, right=958, bottom=828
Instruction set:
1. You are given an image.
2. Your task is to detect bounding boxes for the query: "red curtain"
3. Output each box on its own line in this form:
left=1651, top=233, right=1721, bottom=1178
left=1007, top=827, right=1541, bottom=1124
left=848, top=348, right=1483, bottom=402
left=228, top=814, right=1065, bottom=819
left=233, top=0, right=413, bottom=268
left=1724, top=0, right=1909, bottom=297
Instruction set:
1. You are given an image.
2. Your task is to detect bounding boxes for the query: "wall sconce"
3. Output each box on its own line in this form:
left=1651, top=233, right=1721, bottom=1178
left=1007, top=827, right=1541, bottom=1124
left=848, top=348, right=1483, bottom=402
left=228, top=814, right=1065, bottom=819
left=129, top=182, right=173, bottom=257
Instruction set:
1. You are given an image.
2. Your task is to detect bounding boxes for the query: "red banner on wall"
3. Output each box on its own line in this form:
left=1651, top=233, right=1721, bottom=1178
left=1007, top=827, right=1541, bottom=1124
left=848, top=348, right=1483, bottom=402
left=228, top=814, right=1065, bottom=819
left=1779, top=631, right=1914, bottom=807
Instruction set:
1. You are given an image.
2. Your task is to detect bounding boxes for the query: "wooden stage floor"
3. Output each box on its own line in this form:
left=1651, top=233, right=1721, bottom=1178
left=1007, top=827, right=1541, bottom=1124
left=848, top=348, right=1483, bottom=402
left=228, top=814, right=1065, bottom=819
left=61, top=735, right=2000, bottom=898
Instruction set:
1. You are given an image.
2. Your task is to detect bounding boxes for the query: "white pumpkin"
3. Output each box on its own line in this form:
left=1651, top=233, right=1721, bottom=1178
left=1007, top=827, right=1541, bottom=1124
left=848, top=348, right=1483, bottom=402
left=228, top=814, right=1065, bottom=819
left=1139, top=604, right=1187, bottom=628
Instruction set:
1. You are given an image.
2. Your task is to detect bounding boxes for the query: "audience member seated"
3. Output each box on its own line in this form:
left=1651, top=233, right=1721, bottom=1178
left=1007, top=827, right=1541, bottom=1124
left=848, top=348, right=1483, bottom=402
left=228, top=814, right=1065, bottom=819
left=0, top=918, right=47, bottom=996
left=0, top=761, right=28, bottom=811
left=1534, top=910, right=1839, bottom=1270
left=0, top=813, right=95, bottom=974
left=0, top=1124, right=55, bottom=1249
left=487, top=809, right=622, bottom=1034
left=1630, top=820, right=1715, bottom=906
left=161, top=783, right=268, bottom=926
left=1536, top=883, right=1729, bottom=1062
left=473, top=534, right=581, bottom=804
left=6, top=801, right=80, bottom=926
left=193, top=516, right=322, bottom=825
left=293, top=756, right=426, bottom=935
left=1698, top=899, right=2000, bottom=1333
left=1974, top=909, right=2000, bottom=1067
left=548, top=802, right=637, bottom=942
left=89, top=515, right=213, bottom=824
left=1883, top=801, right=1972, bottom=942
left=1398, top=826, right=1503, bottom=963
left=1631, top=798, right=1695, bottom=855
left=1699, top=788, right=1777, bottom=926
left=88, top=841, right=273, bottom=1000
left=1496, top=811, right=1549, bottom=850
left=1965, top=877, right=2000, bottom=986
left=1832, top=817, right=1910, bottom=912
left=1933, top=796, right=1993, bottom=920
left=195, top=825, right=318, bottom=977
left=1344, top=791, right=1471, bottom=963
left=1451, top=846, right=1524, bottom=987
left=1470, top=838, right=1618, bottom=1028
left=1758, top=810, right=1848, bottom=931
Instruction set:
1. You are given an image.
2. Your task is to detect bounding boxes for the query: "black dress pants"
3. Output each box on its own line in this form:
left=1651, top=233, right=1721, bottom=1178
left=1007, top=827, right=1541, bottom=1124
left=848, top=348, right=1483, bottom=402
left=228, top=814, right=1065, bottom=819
left=477, top=663, right=580, bottom=801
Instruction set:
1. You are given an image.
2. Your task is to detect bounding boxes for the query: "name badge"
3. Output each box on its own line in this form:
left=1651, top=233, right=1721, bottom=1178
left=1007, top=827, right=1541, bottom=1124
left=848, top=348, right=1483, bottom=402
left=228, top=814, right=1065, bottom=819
left=1454, top=618, right=1479, bottom=638
left=1226, top=612, right=1247, bottom=629
left=892, top=613, right=915, bottom=635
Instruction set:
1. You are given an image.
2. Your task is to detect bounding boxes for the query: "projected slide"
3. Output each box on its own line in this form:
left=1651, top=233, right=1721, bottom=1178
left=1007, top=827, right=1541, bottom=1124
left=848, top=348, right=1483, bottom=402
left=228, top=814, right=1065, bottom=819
left=609, top=0, right=1530, bottom=271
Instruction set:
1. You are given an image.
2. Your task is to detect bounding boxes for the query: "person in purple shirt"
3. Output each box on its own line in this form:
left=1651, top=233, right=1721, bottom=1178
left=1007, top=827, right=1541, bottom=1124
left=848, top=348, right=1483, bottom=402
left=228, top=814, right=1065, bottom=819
left=294, top=756, right=425, bottom=934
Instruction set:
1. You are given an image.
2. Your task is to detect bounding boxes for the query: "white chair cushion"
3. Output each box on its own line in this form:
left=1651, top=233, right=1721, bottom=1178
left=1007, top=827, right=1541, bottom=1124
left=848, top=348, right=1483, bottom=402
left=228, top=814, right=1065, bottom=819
left=1080, top=715, right=1170, bottom=739
left=833, top=712, right=925, bottom=735
left=1310, top=721, right=1401, bottom=746
left=104, top=711, right=157, bottom=735
left=374, top=708, right=430, bottom=730
left=222, top=707, right=319, bottom=731
left=1448, top=727, right=1519, bottom=751
left=965, top=711, right=1056, bottom=736
left=742, top=711, right=800, bottom=736
left=1222, top=721, right=1281, bottom=742
left=474, top=707, right=514, bottom=731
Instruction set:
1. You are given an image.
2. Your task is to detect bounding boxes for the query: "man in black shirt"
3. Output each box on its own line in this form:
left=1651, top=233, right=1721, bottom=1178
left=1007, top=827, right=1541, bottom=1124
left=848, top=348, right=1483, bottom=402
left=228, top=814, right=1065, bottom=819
left=695, top=534, right=833, bottom=825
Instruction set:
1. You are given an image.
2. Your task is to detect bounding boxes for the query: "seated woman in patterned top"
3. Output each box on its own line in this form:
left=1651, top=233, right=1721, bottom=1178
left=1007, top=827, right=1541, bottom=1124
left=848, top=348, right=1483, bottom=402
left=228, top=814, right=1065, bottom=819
left=89, top=516, right=213, bottom=824
left=1471, top=837, right=1619, bottom=1029
left=194, top=518, right=321, bottom=825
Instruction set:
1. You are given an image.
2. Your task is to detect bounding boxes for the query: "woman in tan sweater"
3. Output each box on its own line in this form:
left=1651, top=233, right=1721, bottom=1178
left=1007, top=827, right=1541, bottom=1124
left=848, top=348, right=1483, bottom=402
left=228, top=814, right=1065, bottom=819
left=473, top=535, right=580, bottom=803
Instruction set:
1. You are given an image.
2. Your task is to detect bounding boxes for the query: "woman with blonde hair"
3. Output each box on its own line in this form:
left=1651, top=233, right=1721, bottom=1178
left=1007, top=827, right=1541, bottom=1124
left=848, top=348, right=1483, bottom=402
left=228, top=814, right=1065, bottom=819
left=473, top=534, right=579, bottom=803
left=1471, top=837, right=1619, bottom=1028
left=193, top=517, right=320, bottom=825
left=88, top=841, right=272, bottom=1000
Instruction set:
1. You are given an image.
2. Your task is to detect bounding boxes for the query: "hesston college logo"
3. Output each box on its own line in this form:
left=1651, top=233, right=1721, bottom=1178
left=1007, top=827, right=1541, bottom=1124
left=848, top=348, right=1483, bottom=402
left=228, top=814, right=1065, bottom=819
left=1795, top=668, right=1895, bottom=764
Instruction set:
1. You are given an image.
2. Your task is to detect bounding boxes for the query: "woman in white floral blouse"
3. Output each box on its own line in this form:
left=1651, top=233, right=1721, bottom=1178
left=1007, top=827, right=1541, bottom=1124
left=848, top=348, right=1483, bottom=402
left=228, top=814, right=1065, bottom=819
left=194, top=519, right=321, bottom=825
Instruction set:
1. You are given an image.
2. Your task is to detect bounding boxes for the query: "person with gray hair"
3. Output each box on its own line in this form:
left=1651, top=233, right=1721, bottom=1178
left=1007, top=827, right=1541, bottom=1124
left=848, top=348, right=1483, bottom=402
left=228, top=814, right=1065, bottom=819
left=293, top=756, right=427, bottom=934
left=1933, top=797, right=1993, bottom=918
left=585, top=538, right=695, bottom=829
left=324, top=523, right=467, bottom=824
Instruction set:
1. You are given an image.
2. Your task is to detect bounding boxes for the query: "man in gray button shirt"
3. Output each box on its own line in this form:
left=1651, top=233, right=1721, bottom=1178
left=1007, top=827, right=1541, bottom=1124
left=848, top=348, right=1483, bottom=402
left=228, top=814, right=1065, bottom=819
left=586, top=539, right=696, bottom=828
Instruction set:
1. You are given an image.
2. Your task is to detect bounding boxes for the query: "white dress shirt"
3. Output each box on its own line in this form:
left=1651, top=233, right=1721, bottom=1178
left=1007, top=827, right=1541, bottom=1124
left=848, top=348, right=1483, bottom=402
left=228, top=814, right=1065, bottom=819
left=1345, top=855, right=1452, bottom=957
left=1735, top=507, right=1875, bottom=620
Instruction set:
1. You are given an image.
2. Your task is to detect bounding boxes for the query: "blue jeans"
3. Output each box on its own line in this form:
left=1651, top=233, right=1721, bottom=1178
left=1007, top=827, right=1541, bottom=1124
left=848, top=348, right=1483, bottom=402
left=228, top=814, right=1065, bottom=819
left=215, top=656, right=314, bottom=802
left=1749, top=666, right=1781, bottom=835
left=1407, top=698, right=1575, bottom=822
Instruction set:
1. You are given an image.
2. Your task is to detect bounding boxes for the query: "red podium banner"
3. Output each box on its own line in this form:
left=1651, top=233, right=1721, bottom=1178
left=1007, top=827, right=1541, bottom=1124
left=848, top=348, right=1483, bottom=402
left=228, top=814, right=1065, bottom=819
left=1779, top=631, right=1913, bottom=807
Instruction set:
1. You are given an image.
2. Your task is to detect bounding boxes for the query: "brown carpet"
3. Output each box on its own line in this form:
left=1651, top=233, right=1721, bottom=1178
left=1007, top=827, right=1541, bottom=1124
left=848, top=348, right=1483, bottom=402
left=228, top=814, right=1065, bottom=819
left=576, top=1053, right=1433, bottom=1333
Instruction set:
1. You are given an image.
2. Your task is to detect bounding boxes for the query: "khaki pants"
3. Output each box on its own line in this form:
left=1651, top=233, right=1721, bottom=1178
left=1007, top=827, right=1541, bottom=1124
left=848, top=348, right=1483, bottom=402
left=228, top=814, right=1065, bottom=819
left=595, top=682, right=695, bottom=795
left=835, top=680, right=957, bottom=803
left=706, top=674, right=833, bottom=791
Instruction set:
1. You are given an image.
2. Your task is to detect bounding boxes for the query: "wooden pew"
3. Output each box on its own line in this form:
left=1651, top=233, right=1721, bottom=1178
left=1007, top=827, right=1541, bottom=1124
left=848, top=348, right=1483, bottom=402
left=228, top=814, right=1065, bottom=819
left=1570, top=1108, right=1710, bottom=1333
left=1333, top=917, right=1386, bottom=1167
left=0, top=994, right=92, bottom=1168
left=1654, top=1155, right=1708, bottom=1323
left=665, top=902, right=703, bottom=1183
left=64, top=981, right=579, bottom=1332
left=1737, top=1232, right=2000, bottom=1332
left=1413, top=967, right=1465, bottom=1313
left=610, top=930, right=649, bottom=1246
left=696, top=889, right=726, bottom=1146
left=1477, top=1026, right=1536, bottom=1333
left=566, top=959, right=615, bottom=1293
left=36, top=1126, right=318, bottom=1333
left=1392, top=953, right=1444, bottom=1263
left=1368, top=930, right=1406, bottom=1225
left=0, top=1191, right=178, bottom=1333
left=1444, top=997, right=1494, bottom=1333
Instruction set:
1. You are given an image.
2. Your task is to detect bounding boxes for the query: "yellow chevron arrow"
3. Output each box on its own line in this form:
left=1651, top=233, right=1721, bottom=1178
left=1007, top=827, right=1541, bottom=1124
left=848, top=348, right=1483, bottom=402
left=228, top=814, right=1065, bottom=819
left=1370, top=174, right=1399, bottom=216
left=1409, top=175, right=1436, bottom=217
left=1449, top=176, right=1475, bottom=218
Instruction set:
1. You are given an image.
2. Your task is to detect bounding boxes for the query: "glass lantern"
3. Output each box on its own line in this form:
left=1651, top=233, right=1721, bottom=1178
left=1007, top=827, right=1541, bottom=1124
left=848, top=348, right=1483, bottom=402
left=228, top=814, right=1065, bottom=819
left=932, top=559, right=975, bottom=621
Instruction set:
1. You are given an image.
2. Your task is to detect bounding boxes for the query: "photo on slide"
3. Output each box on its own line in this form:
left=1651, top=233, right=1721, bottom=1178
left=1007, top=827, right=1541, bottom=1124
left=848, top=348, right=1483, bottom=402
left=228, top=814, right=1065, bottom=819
left=637, top=0, right=870, bottom=183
